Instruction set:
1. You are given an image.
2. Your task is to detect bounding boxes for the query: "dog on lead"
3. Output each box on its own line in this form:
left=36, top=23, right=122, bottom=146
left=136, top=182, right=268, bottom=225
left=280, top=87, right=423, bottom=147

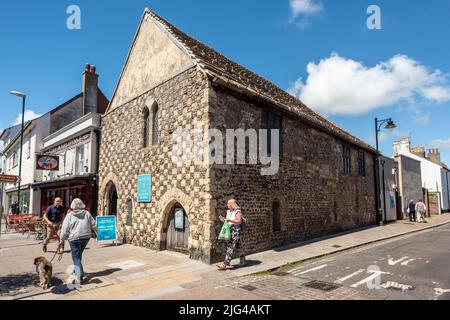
left=33, top=257, right=53, bottom=290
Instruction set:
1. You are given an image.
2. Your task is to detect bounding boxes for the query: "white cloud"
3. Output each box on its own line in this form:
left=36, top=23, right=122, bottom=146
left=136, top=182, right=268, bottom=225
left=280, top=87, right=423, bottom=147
left=290, top=0, right=323, bottom=18
left=431, top=138, right=450, bottom=151
left=13, top=110, right=42, bottom=125
left=288, top=53, right=450, bottom=116
left=289, top=0, right=323, bottom=28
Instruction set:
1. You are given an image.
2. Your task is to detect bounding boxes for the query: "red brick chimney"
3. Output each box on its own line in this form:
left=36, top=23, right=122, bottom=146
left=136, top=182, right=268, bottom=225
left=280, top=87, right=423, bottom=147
left=82, top=63, right=99, bottom=115
left=427, top=148, right=441, bottom=165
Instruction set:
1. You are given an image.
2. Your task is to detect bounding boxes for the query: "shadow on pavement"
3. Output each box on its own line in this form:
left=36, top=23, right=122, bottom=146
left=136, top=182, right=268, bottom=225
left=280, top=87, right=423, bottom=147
left=231, top=260, right=262, bottom=270
left=83, top=268, right=122, bottom=282
left=272, top=225, right=377, bottom=253
left=49, top=268, right=122, bottom=295
left=0, top=272, right=39, bottom=297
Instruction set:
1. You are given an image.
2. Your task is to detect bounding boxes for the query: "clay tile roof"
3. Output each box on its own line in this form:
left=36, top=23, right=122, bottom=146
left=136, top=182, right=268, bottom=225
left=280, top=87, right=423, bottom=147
left=146, top=9, right=377, bottom=153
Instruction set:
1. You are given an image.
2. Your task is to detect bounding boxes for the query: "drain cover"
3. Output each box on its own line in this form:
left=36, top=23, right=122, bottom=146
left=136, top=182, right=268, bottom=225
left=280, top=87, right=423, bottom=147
left=240, top=285, right=258, bottom=292
left=303, top=280, right=342, bottom=292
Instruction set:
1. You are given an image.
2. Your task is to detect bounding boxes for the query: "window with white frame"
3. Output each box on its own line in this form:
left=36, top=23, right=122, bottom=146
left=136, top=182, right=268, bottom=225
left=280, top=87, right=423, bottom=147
left=27, top=138, right=31, bottom=159
left=12, top=151, right=18, bottom=168
left=75, top=145, right=85, bottom=175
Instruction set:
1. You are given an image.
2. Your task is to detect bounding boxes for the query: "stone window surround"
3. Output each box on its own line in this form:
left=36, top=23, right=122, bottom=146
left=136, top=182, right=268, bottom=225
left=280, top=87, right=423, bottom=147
left=343, top=144, right=352, bottom=176
left=141, top=97, right=160, bottom=149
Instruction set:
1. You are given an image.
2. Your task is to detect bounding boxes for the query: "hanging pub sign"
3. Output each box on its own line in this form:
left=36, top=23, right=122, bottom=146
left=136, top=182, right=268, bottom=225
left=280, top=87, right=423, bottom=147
left=36, top=154, right=60, bottom=171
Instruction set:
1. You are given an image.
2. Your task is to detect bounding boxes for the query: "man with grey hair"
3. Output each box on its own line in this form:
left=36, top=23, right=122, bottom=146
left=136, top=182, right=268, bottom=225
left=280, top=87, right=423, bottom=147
left=415, top=199, right=428, bottom=223
left=60, top=198, right=97, bottom=285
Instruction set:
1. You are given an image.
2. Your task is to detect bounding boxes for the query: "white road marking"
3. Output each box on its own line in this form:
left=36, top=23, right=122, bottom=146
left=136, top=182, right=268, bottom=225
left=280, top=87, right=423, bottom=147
left=400, top=259, right=416, bottom=266
left=294, top=264, right=328, bottom=276
left=335, top=269, right=365, bottom=284
left=434, top=288, right=450, bottom=297
left=380, top=281, right=414, bottom=291
left=388, top=256, right=410, bottom=266
left=288, top=257, right=334, bottom=274
left=351, top=270, right=391, bottom=288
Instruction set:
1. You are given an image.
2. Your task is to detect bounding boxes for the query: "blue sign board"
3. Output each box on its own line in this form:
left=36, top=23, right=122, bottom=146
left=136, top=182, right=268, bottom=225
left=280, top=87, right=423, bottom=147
left=96, top=216, right=117, bottom=243
left=138, top=174, right=152, bottom=203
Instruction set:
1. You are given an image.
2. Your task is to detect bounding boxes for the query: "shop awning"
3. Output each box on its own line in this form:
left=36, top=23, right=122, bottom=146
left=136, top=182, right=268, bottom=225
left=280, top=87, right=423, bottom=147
left=32, top=174, right=97, bottom=190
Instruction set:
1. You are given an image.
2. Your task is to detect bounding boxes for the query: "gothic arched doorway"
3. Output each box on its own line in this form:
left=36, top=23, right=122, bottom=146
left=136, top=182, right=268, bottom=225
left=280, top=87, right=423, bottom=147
left=163, top=203, right=190, bottom=254
left=106, top=183, right=118, bottom=216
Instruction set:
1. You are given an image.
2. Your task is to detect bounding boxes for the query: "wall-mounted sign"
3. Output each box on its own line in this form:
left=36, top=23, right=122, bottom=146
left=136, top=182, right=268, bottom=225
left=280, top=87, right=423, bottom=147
left=0, top=174, right=19, bottom=184
left=390, top=192, right=396, bottom=209
left=96, top=216, right=117, bottom=244
left=137, top=174, right=152, bottom=203
left=36, top=155, right=60, bottom=171
left=174, top=208, right=185, bottom=230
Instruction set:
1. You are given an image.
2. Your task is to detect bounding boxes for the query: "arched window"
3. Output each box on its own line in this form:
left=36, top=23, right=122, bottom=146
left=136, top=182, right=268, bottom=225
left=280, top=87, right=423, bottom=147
left=126, top=198, right=133, bottom=226
left=151, top=104, right=159, bottom=146
left=143, top=108, right=150, bottom=148
left=272, top=200, right=281, bottom=232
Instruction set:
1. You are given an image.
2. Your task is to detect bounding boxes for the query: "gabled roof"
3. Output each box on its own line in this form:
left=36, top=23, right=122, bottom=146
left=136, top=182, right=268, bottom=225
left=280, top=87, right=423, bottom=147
left=144, top=9, right=377, bottom=153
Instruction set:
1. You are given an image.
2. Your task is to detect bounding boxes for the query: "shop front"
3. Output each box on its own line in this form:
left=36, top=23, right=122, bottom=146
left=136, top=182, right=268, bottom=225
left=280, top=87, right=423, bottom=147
left=5, top=186, right=32, bottom=214
left=32, top=174, right=98, bottom=216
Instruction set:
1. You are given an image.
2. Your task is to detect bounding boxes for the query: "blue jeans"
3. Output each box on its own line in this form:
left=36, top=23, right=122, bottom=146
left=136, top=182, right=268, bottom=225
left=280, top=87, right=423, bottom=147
left=69, top=239, right=90, bottom=279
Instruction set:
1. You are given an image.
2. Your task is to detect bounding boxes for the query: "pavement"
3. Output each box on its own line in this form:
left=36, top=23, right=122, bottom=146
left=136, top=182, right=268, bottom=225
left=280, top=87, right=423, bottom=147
left=0, top=213, right=449, bottom=300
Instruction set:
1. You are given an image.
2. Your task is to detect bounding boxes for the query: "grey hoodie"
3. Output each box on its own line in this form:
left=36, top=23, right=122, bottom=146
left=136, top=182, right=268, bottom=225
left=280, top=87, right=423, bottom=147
left=60, top=210, right=97, bottom=242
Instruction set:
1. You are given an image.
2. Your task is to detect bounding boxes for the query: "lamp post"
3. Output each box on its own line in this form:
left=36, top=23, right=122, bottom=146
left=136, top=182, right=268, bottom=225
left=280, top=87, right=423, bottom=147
left=374, top=118, right=396, bottom=226
left=10, top=91, right=26, bottom=214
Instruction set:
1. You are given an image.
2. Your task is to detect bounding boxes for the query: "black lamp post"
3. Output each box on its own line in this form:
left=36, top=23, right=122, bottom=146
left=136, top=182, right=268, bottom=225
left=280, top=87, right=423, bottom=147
left=374, top=118, right=396, bottom=226
left=10, top=91, right=26, bottom=214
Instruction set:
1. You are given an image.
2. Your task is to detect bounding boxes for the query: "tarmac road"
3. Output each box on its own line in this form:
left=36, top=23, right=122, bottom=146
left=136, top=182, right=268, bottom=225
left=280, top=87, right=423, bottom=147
left=284, top=223, right=450, bottom=300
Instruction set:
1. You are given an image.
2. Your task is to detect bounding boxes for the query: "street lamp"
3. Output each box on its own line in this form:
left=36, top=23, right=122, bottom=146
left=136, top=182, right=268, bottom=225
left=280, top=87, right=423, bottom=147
left=10, top=91, right=26, bottom=215
left=375, top=118, right=396, bottom=226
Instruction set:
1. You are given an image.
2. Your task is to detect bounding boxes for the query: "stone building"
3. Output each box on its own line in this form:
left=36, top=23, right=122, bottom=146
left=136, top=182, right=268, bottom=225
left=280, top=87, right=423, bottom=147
left=98, top=9, right=377, bottom=264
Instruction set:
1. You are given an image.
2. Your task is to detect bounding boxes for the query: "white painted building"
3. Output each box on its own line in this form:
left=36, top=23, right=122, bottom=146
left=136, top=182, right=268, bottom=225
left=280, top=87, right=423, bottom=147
left=393, top=137, right=450, bottom=213
left=0, top=116, right=51, bottom=214
left=0, top=64, right=109, bottom=216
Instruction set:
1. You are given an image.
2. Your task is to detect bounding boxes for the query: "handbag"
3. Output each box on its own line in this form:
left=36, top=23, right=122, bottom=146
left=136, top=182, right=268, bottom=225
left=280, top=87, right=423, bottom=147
left=218, top=222, right=231, bottom=241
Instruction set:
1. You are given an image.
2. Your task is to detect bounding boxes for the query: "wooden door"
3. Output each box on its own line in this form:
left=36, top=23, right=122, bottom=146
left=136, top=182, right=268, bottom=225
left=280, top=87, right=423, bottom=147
left=167, top=207, right=189, bottom=253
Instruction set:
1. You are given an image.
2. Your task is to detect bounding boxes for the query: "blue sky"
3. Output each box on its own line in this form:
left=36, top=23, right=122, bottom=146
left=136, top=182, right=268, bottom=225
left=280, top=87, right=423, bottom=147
left=0, top=0, right=449, bottom=164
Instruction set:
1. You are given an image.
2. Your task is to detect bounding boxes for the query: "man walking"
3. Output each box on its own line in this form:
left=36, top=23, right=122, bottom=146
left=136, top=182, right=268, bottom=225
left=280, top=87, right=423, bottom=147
left=43, top=197, right=65, bottom=253
left=407, top=200, right=416, bottom=222
left=415, top=199, right=428, bottom=223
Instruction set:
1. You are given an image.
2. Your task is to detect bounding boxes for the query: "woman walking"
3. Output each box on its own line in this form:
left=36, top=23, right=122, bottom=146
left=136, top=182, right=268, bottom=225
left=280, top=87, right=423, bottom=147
left=217, top=199, right=246, bottom=271
left=60, top=198, right=97, bottom=285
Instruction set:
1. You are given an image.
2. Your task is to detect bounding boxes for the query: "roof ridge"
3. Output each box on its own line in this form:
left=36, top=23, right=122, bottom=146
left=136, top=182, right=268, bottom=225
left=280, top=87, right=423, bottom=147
left=144, top=8, right=375, bottom=152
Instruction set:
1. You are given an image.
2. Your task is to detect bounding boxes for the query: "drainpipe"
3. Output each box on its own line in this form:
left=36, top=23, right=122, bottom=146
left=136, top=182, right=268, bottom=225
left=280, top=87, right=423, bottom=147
left=93, top=129, right=101, bottom=217
left=373, top=154, right=380, bottom=225
left=447, top=172, right=450, bottom=212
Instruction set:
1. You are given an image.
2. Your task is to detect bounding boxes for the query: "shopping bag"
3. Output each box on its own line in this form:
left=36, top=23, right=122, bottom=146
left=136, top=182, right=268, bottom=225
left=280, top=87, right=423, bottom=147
left=218, top=222, right=231, bottom=241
